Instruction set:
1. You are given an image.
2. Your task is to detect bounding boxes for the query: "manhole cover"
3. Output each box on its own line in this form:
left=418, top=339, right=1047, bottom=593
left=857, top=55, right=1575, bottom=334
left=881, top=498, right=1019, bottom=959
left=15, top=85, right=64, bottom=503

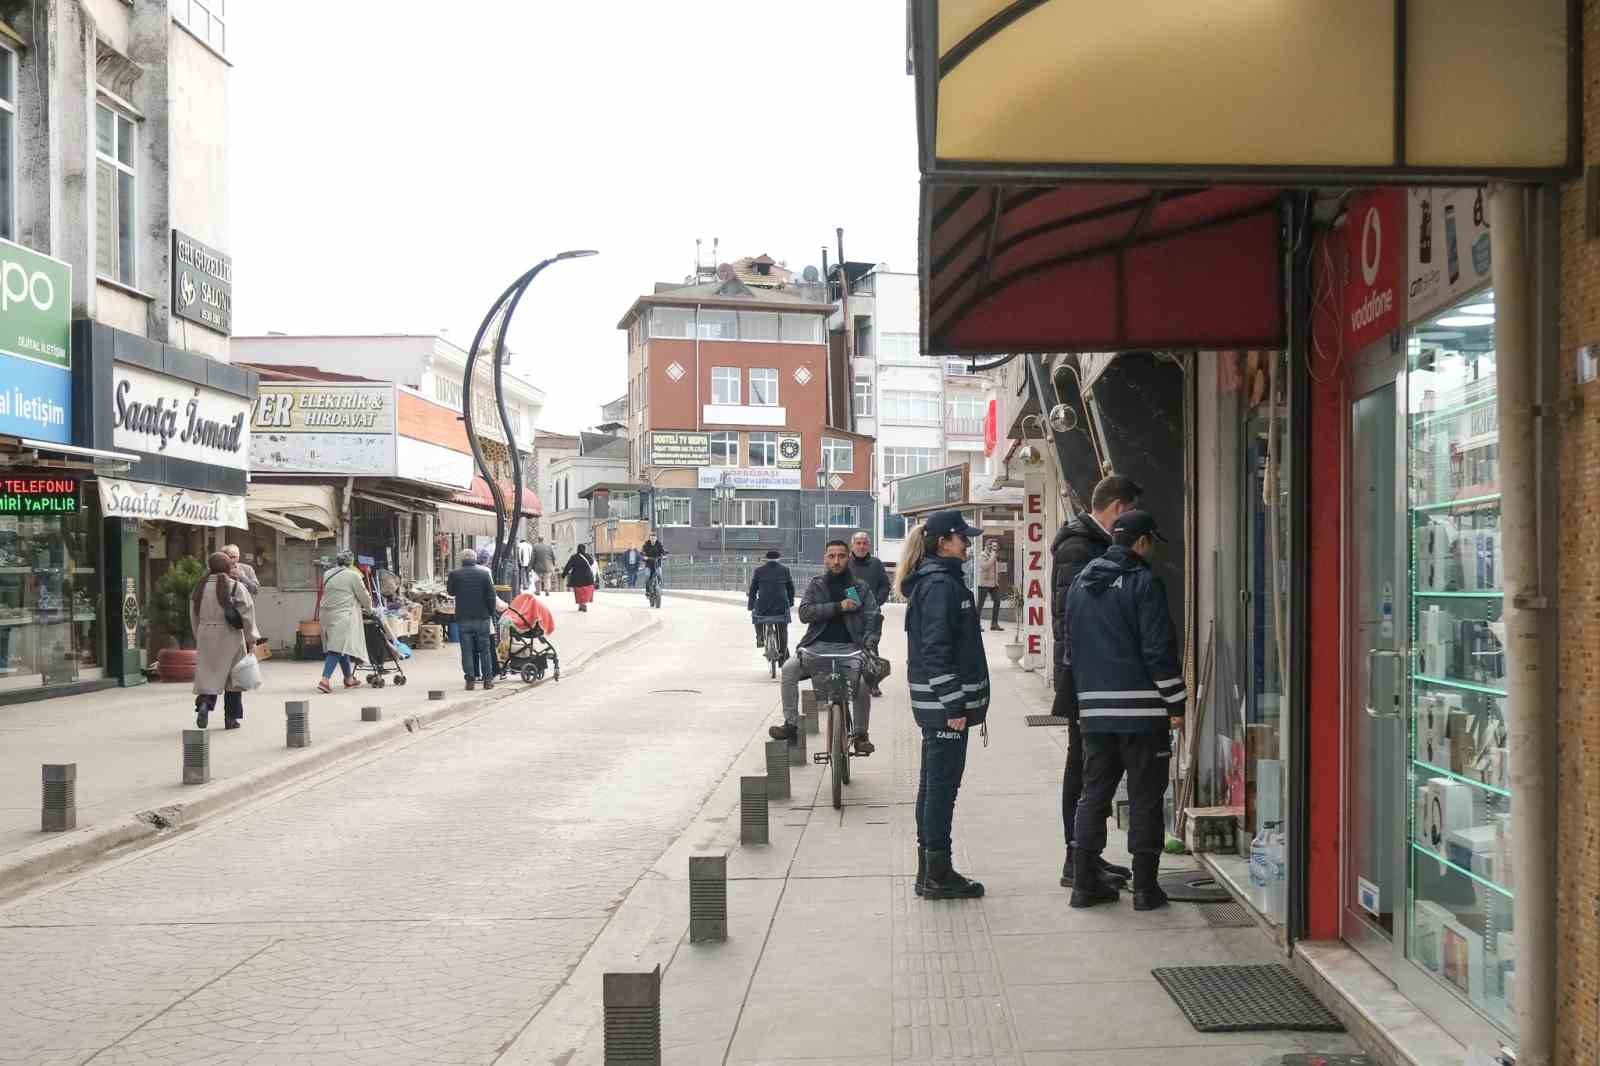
left=1152, top=964, right=1344, bottom=1033
left=649, top=689, right=702, bottom=694
left=1157, top=870, right=1233, bottom=902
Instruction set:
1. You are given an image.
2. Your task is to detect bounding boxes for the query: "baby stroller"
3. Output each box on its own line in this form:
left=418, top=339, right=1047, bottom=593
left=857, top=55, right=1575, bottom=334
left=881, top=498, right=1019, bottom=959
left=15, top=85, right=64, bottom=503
left=499, top=593, right=560, bottom=684
left=361, top=610, right=409, bottom=688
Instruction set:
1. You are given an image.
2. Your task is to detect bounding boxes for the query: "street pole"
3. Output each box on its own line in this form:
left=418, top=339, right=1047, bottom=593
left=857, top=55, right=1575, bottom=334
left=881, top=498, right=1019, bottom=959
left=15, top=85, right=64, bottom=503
left=717, top=471, right=733, bottom=591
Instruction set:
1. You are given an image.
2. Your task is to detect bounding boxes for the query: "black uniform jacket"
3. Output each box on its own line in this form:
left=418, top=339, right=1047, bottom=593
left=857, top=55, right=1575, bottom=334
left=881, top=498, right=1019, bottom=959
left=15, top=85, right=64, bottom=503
left=903, top=556, right=991, bottom=729
left=1064, top=545, right=1185, bottom=734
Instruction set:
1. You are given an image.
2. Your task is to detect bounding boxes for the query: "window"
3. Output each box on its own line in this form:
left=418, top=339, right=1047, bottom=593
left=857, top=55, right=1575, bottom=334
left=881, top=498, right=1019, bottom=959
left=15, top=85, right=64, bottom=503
left=654, top=495, right=691, bottom=527
left=714, top=498, right=778, bottom=527
left=739, top=312, right=781, bottom=342
left=780, top=314, right=824, bottom=343
left=0, top=46, right=14, bottom=242
left=709, top=431, right=739, bottom=466
left=650, top=307, right=694, bottom=338
left=814, top=504, right=859, bottom=528
left=748, top=432, right=777, bottom=468
left=95, top=104, right=136, bottom=285
left=821, top=437, right=854, bottom=473
left=882, top=506, right=908, bottom=540
left=176, top=0, right=227, bottom=53
left=883, top=446, right=942, bottom=478
left=749, top=368, right=779, bottom=406
left=880, top=389, right=942, bottom=423
left=947, top=394, right=986, bottom=435
left=853, top=373, right=874, bottom=418
left=878, top=332, right=920, bottom=362
left=711, top=367, right=741, bottom=406
left=697, top=310, right=737, bottom=339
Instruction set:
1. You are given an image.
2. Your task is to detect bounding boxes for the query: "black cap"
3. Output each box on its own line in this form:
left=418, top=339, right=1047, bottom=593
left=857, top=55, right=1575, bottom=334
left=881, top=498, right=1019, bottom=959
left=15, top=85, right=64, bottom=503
left=1111, top=509, right=1167, bottom=542
left=924, top=509, right=982, bottom=540
left=765, top=549, right=781, bottom=559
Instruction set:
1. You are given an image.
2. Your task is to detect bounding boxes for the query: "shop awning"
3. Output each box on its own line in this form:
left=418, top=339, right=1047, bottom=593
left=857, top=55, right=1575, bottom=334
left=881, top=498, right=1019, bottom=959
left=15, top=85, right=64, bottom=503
left=434, top=501, right=499, bottom=537
left=450, top=476, right=541, bottom=517
left=245, top=483, right=338, bottom=541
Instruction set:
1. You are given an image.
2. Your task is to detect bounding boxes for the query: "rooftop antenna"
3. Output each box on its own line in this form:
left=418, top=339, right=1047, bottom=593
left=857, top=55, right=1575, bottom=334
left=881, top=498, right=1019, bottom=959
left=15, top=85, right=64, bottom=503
left=695, top=238, right=702, bottom=281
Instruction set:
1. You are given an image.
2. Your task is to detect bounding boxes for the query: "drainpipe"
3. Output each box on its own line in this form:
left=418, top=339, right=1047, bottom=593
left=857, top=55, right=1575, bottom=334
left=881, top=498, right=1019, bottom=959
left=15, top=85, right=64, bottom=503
left=694, top=304, right=702, bottom=432
left=1489, top=183, right=1553, bottom=1064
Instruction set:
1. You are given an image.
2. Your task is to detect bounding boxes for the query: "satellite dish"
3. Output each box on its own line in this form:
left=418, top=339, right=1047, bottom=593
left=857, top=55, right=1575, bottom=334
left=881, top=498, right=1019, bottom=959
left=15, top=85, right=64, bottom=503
left=716, top=263, right=735, bottom=281
left=802, top=265, right=820, bottom=283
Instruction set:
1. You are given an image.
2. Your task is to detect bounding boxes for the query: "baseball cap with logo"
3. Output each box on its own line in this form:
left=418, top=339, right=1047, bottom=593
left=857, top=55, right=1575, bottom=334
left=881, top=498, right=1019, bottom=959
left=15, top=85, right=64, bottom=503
left=1111, top=509, right=1167, bottom=542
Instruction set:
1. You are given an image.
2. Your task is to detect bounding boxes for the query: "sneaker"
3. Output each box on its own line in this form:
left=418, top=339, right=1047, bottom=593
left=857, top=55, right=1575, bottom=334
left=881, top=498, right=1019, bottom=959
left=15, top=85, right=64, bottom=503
left=343, top=675, right=362, bottom=688
left=851, top=733, right=876, bottom=756
left=768, top=722, right=798, bottom=743
left=316, top=679, right=332, bottom=694
left=465, top=679, right=476, bottom=691
left=482, top=679, right=494, bottom=691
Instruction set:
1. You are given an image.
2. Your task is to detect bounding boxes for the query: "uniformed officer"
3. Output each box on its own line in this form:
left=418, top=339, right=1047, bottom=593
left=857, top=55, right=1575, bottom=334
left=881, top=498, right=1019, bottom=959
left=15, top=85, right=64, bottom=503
left=1065, top=510, right=1185, bottom=910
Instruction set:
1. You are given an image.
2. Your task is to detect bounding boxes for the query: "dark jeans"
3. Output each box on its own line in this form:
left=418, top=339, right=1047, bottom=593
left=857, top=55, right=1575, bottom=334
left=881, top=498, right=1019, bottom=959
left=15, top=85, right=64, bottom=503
left=1073, top=731, right=1171, bottom=871
left=1051, top=671, right=1110, bottom=847
left=626, top=567, right=638, bottom=587
left=976, top=586, right=1000, bottom=626
left=754, top=620, right=789, bottom=656
left=198, top=690, right=243, bottom=721
left=458, top=619, right=495, bottom=681
left=915, top=724, right=970, bottom=853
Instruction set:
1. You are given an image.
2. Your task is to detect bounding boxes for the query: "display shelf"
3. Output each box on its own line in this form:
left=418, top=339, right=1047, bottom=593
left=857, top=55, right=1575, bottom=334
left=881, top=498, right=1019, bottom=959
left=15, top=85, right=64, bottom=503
left=1410, top=842, right=1513, bottom=900
left=1411, top=759, right=1512, bottom=800
left=1413, top=493, right=1502, bottom=514
left=1412, top=674, right=1506, bottom=698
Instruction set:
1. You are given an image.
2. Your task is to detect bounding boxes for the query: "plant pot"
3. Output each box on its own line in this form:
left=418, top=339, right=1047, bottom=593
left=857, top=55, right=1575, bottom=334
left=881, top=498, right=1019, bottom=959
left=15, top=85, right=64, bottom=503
left=157, top=648, right=197, bottom=682
left=1003, top=641, right=1024, bottom=664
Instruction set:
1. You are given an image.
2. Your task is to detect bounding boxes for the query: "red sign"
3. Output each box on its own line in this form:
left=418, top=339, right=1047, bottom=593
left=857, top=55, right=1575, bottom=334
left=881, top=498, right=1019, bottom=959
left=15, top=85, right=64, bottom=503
left=1344, top=188, right=1404, bottom=354
left=982, top=398, right=997, bottom=457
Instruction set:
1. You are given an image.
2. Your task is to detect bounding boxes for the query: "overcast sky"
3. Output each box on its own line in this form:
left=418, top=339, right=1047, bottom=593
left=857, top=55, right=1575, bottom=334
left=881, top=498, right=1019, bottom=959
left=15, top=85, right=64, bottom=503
left=229, top=2, right=918, bottom=434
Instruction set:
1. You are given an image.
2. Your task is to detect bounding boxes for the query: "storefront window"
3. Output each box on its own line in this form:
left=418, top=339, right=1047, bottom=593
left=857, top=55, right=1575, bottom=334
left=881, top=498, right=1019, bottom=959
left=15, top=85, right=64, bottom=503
left=0, top=484, right=101, bottom=692
left=1406, top=288, right=1513, bottom=1031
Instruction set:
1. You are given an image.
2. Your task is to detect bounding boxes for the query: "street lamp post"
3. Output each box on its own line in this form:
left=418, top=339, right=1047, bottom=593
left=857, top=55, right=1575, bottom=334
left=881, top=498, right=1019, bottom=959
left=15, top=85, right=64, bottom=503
left=815, top=455, right=832, bottom=561
left=716, top=471, right=735, bottom=591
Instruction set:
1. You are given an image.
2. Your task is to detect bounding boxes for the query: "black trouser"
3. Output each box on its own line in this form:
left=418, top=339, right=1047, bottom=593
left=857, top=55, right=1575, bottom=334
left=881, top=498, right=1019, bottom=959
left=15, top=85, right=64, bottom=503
left=915, top=724, right=970, bottom=853
left=1053, top=669, right=1113, bottom=847
left=198, top=691, right=243, bottom=721
left=1073, top=730, right=1171, bottom=883
left=754, top=620, right=789, bottom=657
left=975, top=586, right=1000, bottom=627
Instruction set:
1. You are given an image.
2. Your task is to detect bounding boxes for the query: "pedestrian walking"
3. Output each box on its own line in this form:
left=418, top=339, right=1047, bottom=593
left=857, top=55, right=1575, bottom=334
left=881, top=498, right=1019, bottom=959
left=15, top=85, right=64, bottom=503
left=191, top=551, right=257, bottom=729
left=901, top=510, right=989, bottom=900
left=316, top=550, right=371, bottom=694
left=531, top=536, right=557, bottom=595
left=747, top=549, right=795, bottom=662
left=516, top=536, right=534, bottom=592
left=622, top=545, right=642, bottom=588
left=1065, top=509, right=1185, bottom=911
left=447, top=547, right=498, bottom=690
left=1051, top=474, right=1142, bottom=889
left=848, top=530, right=891, bottom=696
left=975, top=541, right=1002, bottom=631
left=562, top=544, right=598, bottom=612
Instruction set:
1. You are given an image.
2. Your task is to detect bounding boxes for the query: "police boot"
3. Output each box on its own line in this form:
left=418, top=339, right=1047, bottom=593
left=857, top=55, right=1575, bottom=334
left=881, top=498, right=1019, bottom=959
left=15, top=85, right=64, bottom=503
left=1131, top=853, right=1169, bottom=911
left=913, top=848, right=926, bottom=898
left=1068, top=849, right=1120, bottom=908
left=922, top=849, right=984, bottom=900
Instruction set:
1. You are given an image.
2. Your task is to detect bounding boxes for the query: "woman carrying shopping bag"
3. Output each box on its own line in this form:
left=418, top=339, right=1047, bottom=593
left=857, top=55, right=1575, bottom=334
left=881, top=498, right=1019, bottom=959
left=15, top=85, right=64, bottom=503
left=317, top=549, right=372, bottom=692
left=191, top=551, right=258, bottom=730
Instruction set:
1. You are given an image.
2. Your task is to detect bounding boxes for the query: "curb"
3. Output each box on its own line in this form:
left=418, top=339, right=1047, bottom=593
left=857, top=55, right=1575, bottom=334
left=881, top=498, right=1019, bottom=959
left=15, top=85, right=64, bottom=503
left=0, top=613, right=663, bottom=903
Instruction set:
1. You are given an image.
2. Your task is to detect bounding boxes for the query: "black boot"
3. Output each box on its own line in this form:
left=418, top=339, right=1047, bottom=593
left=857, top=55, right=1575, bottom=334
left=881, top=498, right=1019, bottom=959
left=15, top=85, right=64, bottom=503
left=195, top=697, right=209, bottom=729
left=1131, top=853, right=1168, bottom=911
left=768, top=722, right=798, bottom=743
left=1068, top=849, right=1120, bottom=908
left=1060, top=846, right=1077, bottom=888
left=922, top=849, right=984, bottom=899
left=1099, top=856, right=1133, bottom=883
left=914, top=848, right=926, bottom=898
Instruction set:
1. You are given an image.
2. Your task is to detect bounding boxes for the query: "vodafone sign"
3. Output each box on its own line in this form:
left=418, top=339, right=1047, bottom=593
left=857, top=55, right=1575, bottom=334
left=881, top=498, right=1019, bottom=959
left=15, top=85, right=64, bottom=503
left=1344, top=188, right=1404, bottom=355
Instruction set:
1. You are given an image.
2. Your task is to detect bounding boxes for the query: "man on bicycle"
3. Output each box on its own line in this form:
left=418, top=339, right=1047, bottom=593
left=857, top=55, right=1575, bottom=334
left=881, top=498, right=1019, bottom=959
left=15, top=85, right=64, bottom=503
left=747, top=549, right=795, bottom=663
left=642, top=532, right=667, bottom=587
left=769, top=539, right=879, bottom=755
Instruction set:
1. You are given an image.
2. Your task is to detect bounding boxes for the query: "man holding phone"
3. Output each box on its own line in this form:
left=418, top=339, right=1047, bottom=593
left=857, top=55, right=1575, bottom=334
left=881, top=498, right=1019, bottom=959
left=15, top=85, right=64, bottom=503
left=769, top=539, right=879, bottom=754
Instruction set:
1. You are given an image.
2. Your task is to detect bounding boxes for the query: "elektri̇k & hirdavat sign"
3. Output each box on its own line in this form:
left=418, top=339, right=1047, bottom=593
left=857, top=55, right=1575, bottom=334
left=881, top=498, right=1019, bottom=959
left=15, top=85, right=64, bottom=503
left=0, top=239, right=72, bottom=444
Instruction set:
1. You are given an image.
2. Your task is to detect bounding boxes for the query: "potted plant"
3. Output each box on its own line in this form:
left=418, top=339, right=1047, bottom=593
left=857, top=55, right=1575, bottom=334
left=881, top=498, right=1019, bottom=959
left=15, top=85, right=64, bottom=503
left=150, top=556, right=205, bottom=682
left=1002, top=590, right=1026, bottom=664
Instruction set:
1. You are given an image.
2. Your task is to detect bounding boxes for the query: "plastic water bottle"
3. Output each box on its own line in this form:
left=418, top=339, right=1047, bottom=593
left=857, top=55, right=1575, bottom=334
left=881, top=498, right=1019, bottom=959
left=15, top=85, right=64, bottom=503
left=1249, top=826, right=1270, bottom=895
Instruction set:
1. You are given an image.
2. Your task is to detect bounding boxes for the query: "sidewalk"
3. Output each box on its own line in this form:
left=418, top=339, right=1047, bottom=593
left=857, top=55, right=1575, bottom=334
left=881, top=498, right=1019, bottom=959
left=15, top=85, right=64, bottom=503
left=0, top=593, right=656, bottom=895
left=507, top=599, right=1367, bottom=1065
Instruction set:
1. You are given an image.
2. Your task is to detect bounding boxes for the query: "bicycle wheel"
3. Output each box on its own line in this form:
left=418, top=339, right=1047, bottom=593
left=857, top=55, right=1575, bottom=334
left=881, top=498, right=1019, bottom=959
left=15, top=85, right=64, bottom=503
left=766, top=628, right=777, bottom=678
left=829, top=699, right=846, bottom=809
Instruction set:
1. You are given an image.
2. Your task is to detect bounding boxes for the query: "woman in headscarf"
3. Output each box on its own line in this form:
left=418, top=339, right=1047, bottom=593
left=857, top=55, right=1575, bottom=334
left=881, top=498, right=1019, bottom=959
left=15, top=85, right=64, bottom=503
left=317, top=549, right=372, bottom=693
left=561, top=544, right=597, bottom=612
left=191, top=551, right=256, bottom=729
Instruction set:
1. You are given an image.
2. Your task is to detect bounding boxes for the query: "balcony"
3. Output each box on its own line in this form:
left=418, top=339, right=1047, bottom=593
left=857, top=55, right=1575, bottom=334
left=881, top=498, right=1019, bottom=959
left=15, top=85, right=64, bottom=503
left=946, top=415, right=984, bottom=437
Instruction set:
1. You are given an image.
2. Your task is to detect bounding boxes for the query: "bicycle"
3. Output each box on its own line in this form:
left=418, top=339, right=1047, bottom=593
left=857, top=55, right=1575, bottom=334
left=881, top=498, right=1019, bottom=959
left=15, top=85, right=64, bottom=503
left=645, top=566, right=662, bottom=608
left=807, top=648, right=866, bottom=810
left=752, top=614, right=786, bottom=679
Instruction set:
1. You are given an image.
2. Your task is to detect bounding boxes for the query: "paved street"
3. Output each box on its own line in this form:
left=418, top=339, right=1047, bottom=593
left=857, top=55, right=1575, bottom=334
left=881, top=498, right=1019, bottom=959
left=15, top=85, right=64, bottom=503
left=0, top=596, right=765, bottom=1066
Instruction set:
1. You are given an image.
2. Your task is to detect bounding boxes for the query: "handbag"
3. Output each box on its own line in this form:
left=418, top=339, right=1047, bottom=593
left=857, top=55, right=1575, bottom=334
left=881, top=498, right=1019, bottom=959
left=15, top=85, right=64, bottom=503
left=220, top=577, right=245, bottom=630
left=230, top=652, right=263, bottom=691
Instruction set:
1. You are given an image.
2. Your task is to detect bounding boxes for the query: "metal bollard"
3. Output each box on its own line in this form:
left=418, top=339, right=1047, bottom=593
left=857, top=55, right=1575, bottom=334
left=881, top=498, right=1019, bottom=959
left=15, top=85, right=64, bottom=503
left=41, top=763, right=76, bottom=832
left=182, top=729, right=210, bottom=785
left=285, top=700, right=311, bottom=748
left=603, top=964, right=661, bottom=1065
left=428, top=689, right=445, bottom=701
left=739, top=775, right=769, bottom=845
left=801, top=688, right=817, bottom=720
left=764, top=739, right=790, bottom=801
left=361, top=706, right=382, bottom=722
left=802, top=695, right=819, bottom=736
left=788, top=720, right=807, bottom=766
left=688, top=854, right=727, bottom=943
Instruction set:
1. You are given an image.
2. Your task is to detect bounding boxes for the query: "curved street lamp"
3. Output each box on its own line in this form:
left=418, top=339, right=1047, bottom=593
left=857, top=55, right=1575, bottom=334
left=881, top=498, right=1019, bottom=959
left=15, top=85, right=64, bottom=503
left=460, top=250, right=597, bottom=585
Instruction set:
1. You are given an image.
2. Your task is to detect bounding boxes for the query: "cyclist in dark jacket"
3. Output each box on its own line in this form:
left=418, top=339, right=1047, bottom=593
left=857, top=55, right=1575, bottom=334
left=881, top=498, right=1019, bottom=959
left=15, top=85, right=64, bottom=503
left=768, top=540, right=879, bottom=752
left=902, top=510, right=988, bottom=901
left=747, top=550, right=795, bottom=661
left=1050, top=474, right=1141, bottom=889
left=1065, top=509, right=1185, bottom=911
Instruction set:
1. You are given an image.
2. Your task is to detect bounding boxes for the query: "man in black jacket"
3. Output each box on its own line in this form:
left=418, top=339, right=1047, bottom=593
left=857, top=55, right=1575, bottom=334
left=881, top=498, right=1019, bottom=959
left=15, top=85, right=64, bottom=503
left=1051, top=474, right=1142, bottom=889
left=768, top=540, right=879, bottom=753
left=848, top=530, right=890, bottom=695
left=641, top=532, right=667, bottom=581
left=447, top=548, right=499, bottom=690
left=747, top=549, right=795, bottom=661
left=1065, top=510, right=1185, bottom=911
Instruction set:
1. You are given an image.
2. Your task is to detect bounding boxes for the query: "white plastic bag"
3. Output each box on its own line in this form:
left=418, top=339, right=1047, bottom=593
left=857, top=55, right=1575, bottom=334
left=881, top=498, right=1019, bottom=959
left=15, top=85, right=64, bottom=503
left=231, top=653, right=263, bottom=691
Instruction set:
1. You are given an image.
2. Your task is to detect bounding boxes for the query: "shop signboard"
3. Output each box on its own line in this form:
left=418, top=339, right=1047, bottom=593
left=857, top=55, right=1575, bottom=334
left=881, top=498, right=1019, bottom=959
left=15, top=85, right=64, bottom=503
left=112, top=363, right=250, bottom=471
left=1022, top=475, right=1048, bottom=670
left=98, top=478, right=247, bottom=529
left=251, top=381, right=397, bottom=476
left=695, top=466, right=802, bottom=490
left=1407, top=187, right=1493, bottom=324
left=1345, top=188, right=1405, bottom=353
left=396, top=434, right=473, bottom=489
left=777, top=433, right=802, bottom=469
left=171, top=230, right=232, bottom=335
left=894, top=464, right=967, bottom=515
left=649, top=430, right=710, bottom=466
left=0, top=474, right=79, bottom=514
left=0, top=239, right=72, bottom=444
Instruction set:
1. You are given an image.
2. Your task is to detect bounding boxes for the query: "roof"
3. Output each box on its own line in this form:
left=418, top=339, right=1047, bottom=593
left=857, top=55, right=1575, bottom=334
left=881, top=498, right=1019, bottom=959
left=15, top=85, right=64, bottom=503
left=577, top=481, right=649, bottom=500
left=579, top=432, right=628, bottom=459
left=535, top=430, right=582, bottom=452
left=616, top=277, right=831, bottom=329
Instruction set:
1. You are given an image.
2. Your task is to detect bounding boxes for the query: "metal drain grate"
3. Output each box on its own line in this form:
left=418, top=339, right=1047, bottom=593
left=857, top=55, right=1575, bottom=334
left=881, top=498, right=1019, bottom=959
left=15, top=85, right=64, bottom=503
left=1157, top=869, right=1233, bottom=902
left=1152, top=964, right=1344, bottom=1033
left=1025, top=714, right=1070, bottom=726
left=1198, top=901, right=1254, bottom=927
